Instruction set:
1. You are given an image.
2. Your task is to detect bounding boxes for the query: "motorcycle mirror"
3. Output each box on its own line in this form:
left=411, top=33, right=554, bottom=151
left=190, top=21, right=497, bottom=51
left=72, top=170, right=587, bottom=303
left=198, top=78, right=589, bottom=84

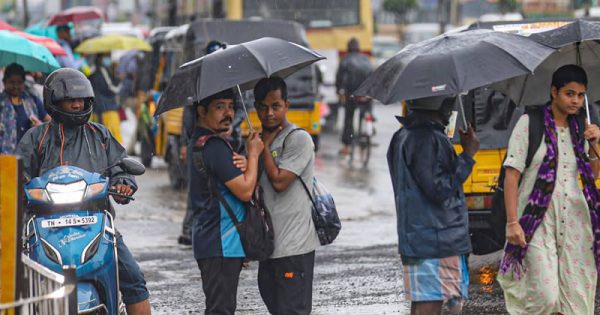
left=120, top=158, right=146, bottom=176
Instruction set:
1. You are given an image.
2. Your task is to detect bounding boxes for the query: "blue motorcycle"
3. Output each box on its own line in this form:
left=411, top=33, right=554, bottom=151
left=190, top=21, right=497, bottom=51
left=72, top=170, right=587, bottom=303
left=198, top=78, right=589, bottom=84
left=23, top=158, right=145, bottom=314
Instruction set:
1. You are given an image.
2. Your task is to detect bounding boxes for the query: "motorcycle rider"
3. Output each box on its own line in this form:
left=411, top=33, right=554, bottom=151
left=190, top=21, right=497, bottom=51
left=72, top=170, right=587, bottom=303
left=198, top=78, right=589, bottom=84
left=16, top=68, right=152, bottom=315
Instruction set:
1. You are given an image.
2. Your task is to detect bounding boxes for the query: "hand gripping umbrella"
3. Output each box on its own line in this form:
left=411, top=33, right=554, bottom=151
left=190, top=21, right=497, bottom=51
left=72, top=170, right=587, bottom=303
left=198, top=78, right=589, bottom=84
left=155, top=37, right=325, bottom=131
left=355, top=29, right=555, bottom=128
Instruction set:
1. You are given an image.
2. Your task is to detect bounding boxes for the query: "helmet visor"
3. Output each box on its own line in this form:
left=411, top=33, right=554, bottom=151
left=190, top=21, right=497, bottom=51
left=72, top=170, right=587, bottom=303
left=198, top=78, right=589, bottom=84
left=50, top=77, right=94, bottom=102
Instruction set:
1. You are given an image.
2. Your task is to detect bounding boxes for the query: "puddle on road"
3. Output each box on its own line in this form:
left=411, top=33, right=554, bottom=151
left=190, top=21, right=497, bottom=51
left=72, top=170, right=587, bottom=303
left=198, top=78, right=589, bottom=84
left=473, top=266, right=499, bottom=294
left=463, top=262, right=508, bottom=313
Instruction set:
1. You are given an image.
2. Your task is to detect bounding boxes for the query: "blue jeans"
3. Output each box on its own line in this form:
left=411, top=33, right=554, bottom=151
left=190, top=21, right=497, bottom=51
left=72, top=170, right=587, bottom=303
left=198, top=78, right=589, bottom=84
left=117, top=233, right=150, bottom=304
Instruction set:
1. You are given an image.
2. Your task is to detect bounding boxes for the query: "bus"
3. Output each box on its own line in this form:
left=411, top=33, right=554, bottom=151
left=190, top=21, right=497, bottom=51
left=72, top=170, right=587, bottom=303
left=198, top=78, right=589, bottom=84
left=224, top=0, right=374, bottom=106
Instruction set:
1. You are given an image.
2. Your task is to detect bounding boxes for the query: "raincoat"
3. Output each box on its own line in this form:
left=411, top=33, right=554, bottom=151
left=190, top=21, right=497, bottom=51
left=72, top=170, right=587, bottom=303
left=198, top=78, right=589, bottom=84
left=387, top=112, right=474, bottom=258
left=335, top=52, right=373, bottom=95
left=16, top=121, right=136, bottom=191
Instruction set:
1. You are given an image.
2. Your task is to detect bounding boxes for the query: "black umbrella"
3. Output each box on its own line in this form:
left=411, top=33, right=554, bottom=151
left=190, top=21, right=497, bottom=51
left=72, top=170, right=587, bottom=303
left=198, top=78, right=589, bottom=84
left=492, top=19, right=600, bottom=121
left=529, top=19, right=600, bottom=48
left=155, top=37, right=324, bottom=118
left=355, top=29, right=554, bottom=105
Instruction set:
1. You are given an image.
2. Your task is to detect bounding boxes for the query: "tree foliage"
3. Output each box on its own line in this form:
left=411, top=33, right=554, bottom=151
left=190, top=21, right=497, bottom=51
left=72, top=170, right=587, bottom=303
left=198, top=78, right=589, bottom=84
left=498, top=0, right=518, bottom=14
left=383, top=0, right=419, bottom=23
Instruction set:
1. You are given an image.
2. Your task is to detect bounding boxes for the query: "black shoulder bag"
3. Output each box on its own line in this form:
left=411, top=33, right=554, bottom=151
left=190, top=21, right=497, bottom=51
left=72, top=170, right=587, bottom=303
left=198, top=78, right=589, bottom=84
left=193, top=134, right=274, bottom=261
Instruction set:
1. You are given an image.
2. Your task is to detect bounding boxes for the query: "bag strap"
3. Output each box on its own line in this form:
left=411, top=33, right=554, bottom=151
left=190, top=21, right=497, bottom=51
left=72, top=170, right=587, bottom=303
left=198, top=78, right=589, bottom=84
left=193, top=133, right=240, bottom=225
left=280, top=127, right=318, bottom=209
left=297, top=176, right=318, bottom=210
left=526, top=106, right=544, bottom=169
left=210, top=180, right=241, bottom=226
left=497, top=108, right=542, bottom=190
left=281, top=127, right=306, bottom=153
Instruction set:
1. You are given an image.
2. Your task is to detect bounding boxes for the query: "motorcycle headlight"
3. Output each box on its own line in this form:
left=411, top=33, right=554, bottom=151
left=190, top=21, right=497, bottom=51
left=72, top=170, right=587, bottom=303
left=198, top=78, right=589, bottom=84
left=27, top=188, right=50, bottom=202
left=85, top=183, right=106, bottom=198
left=46, top=180, right=87, bottom=204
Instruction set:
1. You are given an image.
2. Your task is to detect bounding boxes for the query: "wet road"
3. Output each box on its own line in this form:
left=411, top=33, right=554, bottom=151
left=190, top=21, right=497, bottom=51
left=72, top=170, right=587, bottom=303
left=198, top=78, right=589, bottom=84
left=114, top=103, right=598, bottom=314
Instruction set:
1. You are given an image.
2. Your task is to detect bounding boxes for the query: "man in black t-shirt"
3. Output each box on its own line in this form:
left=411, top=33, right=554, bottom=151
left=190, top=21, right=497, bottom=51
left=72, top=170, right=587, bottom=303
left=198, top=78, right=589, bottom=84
left=188, top=88, right=263, bottom=315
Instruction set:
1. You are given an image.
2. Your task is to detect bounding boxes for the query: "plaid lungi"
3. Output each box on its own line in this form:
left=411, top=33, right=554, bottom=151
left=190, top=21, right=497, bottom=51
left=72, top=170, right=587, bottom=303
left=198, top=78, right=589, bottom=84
left=402, top=255, right=469, bottom=302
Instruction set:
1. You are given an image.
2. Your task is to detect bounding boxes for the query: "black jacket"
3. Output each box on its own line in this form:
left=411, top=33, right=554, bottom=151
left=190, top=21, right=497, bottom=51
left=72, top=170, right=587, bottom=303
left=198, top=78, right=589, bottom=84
left=387, top=112, right=474, bottom=259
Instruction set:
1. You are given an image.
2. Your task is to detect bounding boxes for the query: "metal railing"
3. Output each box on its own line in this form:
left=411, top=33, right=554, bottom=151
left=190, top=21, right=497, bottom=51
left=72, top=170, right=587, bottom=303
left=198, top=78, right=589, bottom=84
left=0, top=254, right=77, bottom=315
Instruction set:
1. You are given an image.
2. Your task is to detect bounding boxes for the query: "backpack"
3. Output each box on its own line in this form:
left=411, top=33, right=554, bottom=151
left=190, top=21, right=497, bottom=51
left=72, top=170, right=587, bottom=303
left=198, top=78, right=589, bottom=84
left=488, top=105, right=586, bottom=248
left=340, top=54, right=373, bottom=94
left=193, top=134, right=275, bottom=261
left=282, top=128, right=342, bottom=245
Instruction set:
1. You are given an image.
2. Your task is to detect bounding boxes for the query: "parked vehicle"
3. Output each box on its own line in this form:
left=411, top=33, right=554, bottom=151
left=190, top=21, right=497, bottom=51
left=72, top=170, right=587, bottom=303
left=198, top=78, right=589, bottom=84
left=153, top=24, right=189, bottom=189
left=23, top=158, right=145, bottom=314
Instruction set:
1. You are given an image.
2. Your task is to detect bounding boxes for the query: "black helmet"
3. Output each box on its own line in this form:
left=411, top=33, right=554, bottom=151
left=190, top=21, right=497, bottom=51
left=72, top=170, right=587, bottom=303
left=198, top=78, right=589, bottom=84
left=43, top=68, right=94, bottom=126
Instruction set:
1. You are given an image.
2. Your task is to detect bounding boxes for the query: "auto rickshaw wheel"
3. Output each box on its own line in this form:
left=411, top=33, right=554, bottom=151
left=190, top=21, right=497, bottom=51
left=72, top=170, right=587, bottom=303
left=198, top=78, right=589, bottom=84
left=167, top=143, right=185, bottom=190
left=140, top=133, right=154, bottom=168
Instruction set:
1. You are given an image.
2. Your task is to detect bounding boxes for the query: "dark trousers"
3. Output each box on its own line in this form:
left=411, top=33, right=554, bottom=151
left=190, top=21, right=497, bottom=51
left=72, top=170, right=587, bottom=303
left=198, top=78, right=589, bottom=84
left=258, top=251, right=315, bottom=315
left=197, top=257, right=243, bottom=315
left=117, top=233, right=149, bottom=305
left=181, top=199, right=194, bottom=238
left=341, top=97, right=372, bottom=146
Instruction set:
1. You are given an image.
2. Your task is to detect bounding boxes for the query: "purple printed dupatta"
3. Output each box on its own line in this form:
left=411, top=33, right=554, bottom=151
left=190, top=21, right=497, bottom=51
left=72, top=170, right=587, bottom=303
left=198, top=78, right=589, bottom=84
left=500, top=104, right=600, bottom=279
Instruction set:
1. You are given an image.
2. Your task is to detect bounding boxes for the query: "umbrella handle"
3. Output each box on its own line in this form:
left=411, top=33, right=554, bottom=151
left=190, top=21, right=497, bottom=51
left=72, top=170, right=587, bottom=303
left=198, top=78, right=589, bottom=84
left=457, top=94, right=469, bottom=129
left=585, top=94, right=591, bottom=125
left=237, top=85, right=254, bottom=134
left=584, top=94, right=600, bottom=159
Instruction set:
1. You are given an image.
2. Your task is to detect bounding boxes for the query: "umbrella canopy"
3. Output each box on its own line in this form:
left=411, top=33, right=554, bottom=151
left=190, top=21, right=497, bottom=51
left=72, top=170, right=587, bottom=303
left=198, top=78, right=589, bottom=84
left=355, top=29, right=555, bottom=105
left=25, top=21, right=59, bottom=40
left=13, top=31, right=67, bottom=56
left=0, top=30, right=60, bottom=73
left=155, top=37, right=324, bottom=116
left=492, top=19, right=600, bottom=106
left=75, top=34, right=152, bottom=54
left=529, top=19, right=600, bottom=48
left=46, top=6, right=105, bottom=26
left=0, top=20, right=17, bottom=31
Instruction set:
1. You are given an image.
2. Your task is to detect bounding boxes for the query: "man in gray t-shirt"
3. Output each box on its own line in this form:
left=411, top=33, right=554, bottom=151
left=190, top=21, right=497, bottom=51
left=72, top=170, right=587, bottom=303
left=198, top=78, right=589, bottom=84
left=255, top=77, right=320, bottom=315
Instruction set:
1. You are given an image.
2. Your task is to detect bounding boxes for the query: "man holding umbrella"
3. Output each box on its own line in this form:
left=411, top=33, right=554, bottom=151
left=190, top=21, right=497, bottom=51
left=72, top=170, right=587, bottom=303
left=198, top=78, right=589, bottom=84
left=387, top=95, right=479, bottom=315
left=187, top=89, right=263, bottom=314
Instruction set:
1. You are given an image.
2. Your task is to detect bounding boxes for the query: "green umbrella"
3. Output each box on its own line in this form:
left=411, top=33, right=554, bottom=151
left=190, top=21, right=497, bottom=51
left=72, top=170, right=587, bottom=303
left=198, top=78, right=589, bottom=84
left=25, top=20, right=59, bottom=40
left=0, top=30, right=60, bottom=73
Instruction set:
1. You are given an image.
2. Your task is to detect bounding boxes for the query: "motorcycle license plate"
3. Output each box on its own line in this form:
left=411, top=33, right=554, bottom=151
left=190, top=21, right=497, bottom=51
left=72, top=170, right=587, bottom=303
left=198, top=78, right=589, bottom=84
left=41, top=216, right=97, bottom=228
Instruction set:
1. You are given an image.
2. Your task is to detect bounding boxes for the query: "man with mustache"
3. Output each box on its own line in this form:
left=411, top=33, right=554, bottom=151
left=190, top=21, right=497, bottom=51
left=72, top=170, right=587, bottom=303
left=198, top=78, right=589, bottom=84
left=255, top=77, right=320, bottom=315
left=187, top=88, right=263, bottom=314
